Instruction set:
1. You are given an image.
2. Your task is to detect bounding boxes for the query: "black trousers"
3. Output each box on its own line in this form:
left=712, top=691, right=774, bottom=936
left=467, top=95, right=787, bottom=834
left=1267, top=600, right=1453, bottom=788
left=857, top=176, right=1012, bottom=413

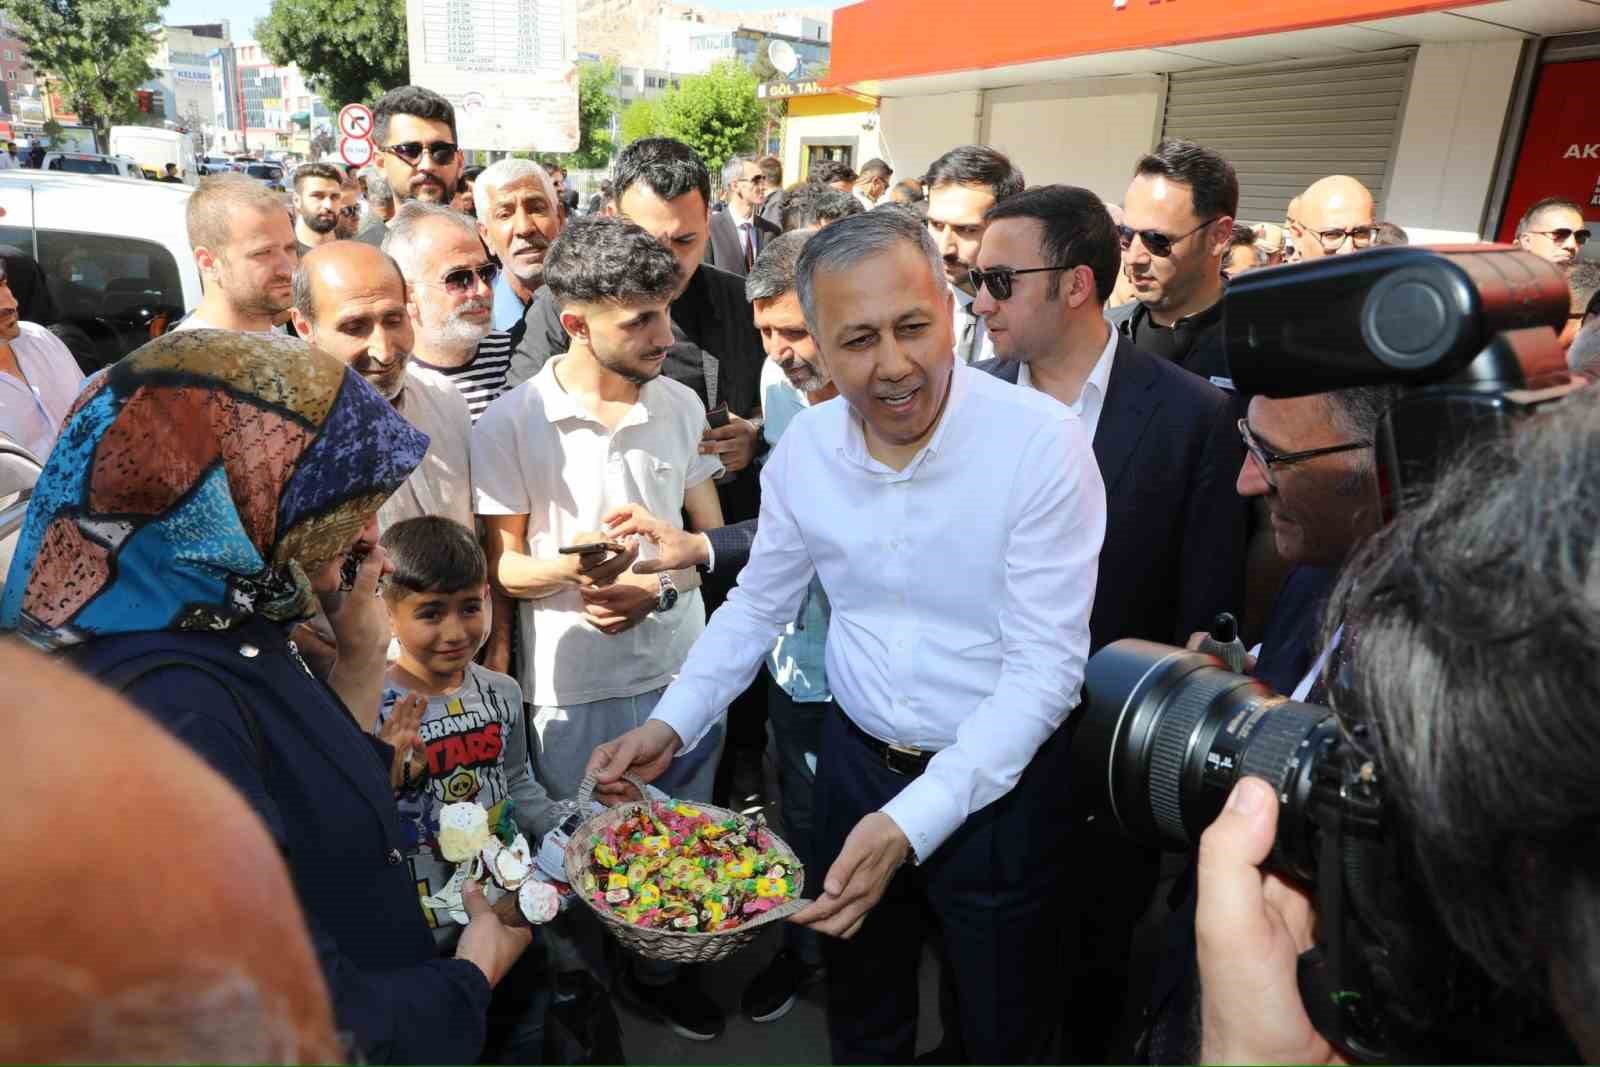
left=814, top=707, right=1072, bottom=1065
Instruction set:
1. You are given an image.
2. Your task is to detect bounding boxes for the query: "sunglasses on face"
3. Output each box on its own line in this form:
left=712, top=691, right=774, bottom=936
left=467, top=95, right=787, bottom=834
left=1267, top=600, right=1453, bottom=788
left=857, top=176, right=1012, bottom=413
left=420, top=262, right=498, bottom=293
left=1528, top=227, right=1592, bottom=247
left=967, top=265, right=1073, bottom=301
left=1237, top=418, right=1371, bottom=487
left=1117, top=217, right=1218, bottom=258
left=384, top=140, right=458, bottom=166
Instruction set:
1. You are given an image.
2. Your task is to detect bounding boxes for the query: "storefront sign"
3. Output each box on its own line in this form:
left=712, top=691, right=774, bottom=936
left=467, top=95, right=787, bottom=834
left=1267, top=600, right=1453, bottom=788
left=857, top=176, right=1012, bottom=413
left=758, top=79, right=828, bottom=100
left=1496, top=59, right=1600, bottom=239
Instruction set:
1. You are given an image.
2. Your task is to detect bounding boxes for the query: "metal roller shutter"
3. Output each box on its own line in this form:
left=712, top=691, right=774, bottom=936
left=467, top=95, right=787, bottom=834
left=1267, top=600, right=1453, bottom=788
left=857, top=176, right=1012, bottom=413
left=1161, top=49, right=1416, bottom=224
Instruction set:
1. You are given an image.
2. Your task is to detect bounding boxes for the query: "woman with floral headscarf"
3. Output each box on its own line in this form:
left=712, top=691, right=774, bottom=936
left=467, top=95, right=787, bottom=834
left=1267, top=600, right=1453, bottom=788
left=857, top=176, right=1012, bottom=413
left=0, top=330, right=531, bottom=1064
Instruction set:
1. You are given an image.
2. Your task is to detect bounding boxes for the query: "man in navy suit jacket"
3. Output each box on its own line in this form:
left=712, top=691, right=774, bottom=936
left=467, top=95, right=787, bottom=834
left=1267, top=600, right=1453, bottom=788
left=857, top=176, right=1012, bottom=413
left=970, top=185, right=1247, bottom=1061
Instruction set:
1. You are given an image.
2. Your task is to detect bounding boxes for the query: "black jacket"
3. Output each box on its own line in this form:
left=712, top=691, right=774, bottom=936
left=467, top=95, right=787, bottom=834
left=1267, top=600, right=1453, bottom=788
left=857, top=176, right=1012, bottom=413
left=507, top=261, right=767, bottom=522
left=705, top=208, right=781, bottom=277
left=978, top=333, right=1247, bottom=652
left=1106, top=296, right=1229, bottom=387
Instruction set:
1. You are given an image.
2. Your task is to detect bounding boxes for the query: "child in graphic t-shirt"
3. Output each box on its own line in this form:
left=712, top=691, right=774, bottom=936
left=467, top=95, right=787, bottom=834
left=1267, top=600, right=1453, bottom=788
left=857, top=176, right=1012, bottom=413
left=374, top=516, right=560, bottom=946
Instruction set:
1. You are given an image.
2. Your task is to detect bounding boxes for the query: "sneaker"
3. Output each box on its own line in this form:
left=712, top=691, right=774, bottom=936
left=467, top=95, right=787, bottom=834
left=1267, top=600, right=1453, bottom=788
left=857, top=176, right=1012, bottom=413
left=621, top=972, right=726, bottom=1041
left=741, top=949, right=820, bottom=1023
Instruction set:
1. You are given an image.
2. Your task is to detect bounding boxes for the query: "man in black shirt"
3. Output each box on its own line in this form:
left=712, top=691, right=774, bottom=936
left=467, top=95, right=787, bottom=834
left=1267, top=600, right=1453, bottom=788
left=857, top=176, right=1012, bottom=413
left=507, top=138, right=766, bottom=525
left=1107, top=140, right=1237, bottom=387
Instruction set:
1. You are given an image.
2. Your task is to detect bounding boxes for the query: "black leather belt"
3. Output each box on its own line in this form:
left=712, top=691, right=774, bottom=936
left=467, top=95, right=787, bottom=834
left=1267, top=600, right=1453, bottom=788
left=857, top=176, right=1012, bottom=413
left=838, top=708, right=935, bottom=777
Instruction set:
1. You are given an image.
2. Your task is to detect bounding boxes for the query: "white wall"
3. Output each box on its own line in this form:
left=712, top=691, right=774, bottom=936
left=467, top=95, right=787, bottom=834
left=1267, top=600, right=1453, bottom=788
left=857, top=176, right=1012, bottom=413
left=981, top=76, right=1163, bottom=203
left=781, top=111, right=883, bottom=186
left=878, top=91, right=984, bottom=185
left=1386, top=40, right=1523, bottom=236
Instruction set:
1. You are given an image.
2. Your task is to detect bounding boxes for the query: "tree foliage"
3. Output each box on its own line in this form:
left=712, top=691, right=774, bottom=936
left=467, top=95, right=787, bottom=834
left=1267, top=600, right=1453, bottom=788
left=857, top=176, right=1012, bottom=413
left=654, top=60, right=763, bottom=174
left=256, top=0, right=407, bottom=111
left=544, top=59, right=616, bottom=170
left=619, top=97, right=660, bottom=147
left=0, top=0, right=162, bottom=151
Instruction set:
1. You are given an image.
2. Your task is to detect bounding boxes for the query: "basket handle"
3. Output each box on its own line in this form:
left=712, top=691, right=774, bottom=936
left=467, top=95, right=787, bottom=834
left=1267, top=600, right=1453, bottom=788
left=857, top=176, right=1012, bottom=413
left=575, top=771, right=652, bottom=811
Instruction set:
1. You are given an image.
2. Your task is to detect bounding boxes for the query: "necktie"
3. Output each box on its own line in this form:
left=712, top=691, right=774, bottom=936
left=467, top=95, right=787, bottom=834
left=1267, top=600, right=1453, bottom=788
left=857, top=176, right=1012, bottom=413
left=741, top=222, right=755, bottom=271
left=956, top=305, right=978, bottom=363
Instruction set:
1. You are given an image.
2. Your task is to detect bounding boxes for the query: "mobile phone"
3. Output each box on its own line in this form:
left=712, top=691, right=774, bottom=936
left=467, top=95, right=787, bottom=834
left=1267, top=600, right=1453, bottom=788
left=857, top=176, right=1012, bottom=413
left=558, top=541, right=626, bottom=556
left=706, top=403, right=730, bottom=429
left=339, top=548, right=368, bottom=591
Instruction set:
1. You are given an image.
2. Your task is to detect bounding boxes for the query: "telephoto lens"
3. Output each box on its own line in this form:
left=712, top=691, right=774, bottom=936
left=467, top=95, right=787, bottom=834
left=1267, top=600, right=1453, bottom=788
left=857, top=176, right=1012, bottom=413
left=1071, top=639, right=1341, bottom=881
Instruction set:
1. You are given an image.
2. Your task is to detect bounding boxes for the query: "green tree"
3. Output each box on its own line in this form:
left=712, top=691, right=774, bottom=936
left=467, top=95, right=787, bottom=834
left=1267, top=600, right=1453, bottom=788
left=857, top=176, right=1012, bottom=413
left=619, top=97, right=661, bottom=146
left=0, top=0, right=163, bottom=151
left=654, top=60, right=763, bottom=174
left=547, top=59, right=617, bottom=170
left=256, top=0, right=407, bottom=111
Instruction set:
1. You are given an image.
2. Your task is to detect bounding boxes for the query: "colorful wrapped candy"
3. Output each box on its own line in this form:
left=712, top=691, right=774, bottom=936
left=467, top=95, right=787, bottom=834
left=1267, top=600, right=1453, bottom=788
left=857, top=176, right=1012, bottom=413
left=585, top=802, right=802, bottom=932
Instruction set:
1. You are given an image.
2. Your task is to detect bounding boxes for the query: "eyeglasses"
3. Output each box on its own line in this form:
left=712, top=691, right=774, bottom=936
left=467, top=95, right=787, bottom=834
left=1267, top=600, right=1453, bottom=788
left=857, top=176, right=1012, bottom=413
left=1118, top=217, right=1219, bottom=258
left=1292, top=220, right=1381, bottom=252
left=1526, top=227, right=1592, bottom=247
left=416, top=262, right=499, bottom=293
left=1238, top=418, right=1371, bottom=487
left=384, top=140, right=458, bottom=167
left=967, top=265, right=1074, bottom=301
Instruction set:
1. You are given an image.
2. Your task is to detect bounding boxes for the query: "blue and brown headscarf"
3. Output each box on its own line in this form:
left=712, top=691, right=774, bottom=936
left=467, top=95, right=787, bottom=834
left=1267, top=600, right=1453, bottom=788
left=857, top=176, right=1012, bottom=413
left=0, top=330, right=429, bottom=650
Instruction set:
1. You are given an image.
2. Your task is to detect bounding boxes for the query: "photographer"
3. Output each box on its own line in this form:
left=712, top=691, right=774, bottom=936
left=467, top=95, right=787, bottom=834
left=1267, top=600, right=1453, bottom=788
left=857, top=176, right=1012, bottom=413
left=1197, top=386, right=1600, bottom=1062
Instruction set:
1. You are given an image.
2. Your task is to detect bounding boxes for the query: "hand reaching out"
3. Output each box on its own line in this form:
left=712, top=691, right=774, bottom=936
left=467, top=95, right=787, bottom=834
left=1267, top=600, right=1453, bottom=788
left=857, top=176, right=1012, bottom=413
left=378, top=692, right=427, bottom=790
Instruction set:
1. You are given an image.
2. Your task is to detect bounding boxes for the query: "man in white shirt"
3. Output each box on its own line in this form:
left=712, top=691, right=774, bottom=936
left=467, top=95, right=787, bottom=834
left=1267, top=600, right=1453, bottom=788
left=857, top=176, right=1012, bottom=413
left=289, top=241, right=474, bottom=532
left=588, top=208, right=1106, bottom=1062
left=0, top=263, right=83, bottom=458
left=924, top=145, right=1025, bottom=365
left=175, top=175, right=299, bottom=334
left=853, top=157, right=894, bottom=211
left=472, top=215, right=727, bottom=1040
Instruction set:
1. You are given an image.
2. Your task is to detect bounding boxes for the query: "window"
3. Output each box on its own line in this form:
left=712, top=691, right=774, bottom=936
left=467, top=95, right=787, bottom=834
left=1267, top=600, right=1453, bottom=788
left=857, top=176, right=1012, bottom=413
left=5, top=72, right=13, bottom=81
left=620, top=72, right=634, bottom=86
left=35, top=229, right=185, bottom=372
left=2, top=49, right=12, bottom=60
left=49, top=156, right=118, bottom=175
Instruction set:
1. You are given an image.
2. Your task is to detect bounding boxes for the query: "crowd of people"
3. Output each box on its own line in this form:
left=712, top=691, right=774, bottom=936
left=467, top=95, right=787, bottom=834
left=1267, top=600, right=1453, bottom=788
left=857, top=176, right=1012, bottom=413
left=1, top=75, right=1598, bottom=1067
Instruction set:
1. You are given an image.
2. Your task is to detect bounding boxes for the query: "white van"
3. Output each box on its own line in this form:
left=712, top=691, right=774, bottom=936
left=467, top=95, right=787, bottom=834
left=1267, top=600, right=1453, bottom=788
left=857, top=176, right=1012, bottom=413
left=107, top=126, right=201, bottom=185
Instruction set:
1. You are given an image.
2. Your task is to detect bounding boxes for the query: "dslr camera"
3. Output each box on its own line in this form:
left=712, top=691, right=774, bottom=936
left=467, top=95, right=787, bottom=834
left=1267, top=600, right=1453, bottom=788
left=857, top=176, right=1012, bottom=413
left=1073, top=247, right=1575, bottom=1063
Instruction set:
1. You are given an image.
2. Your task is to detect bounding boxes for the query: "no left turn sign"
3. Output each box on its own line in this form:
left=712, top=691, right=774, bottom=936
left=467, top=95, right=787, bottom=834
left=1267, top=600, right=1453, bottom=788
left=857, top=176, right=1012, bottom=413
left=338, top=103, right=374, bottom=140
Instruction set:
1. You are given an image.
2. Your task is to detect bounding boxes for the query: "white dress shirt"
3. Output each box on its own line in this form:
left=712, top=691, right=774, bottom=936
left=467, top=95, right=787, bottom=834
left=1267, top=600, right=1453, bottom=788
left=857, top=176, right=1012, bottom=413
left=0, top=322, right=85, bottom=459
left=951, top=285, right=995, bottom=365
left=1016, top=324, right=1118, bottom=442
left=653, top=364, right=1106, bottom=861
left=379, top=364, right=475, bottom=532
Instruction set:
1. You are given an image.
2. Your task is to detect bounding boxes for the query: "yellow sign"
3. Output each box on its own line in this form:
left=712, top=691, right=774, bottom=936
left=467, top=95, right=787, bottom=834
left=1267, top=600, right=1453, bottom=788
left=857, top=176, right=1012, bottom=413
left=757, top=79, right=827, bottom=100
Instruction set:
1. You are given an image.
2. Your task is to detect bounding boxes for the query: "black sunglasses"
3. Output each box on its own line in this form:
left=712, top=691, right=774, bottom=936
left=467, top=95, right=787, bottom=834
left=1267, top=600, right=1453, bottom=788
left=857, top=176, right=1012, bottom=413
left=417, top=262, right=499, bottom=294
left=384, top=140, right=458, bottom=166
left=1118, top=217, right=1218, bottom=258
left=1527, top=227, right=1592, bottom=247
left=967, top=265, right=1074, bottom=301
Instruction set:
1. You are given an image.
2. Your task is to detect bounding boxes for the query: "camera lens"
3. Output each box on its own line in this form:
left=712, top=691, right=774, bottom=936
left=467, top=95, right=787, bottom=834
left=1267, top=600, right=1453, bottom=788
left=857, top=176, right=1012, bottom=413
left=1072, top=640, right=1337, bottom=876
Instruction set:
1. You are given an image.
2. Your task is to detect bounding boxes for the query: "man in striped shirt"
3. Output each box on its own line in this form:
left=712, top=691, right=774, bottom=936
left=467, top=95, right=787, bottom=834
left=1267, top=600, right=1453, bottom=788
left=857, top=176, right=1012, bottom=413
left=384, top=201, right=513, bottom=421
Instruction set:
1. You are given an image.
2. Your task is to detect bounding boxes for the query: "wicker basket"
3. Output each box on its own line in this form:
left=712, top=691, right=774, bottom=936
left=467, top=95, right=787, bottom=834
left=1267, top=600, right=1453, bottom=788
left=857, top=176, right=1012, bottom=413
left=564, top=773, right=809, bottom=963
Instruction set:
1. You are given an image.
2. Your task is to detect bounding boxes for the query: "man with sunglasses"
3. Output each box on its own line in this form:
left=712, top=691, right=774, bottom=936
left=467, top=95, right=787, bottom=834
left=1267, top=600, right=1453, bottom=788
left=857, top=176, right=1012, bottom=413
left=384, top=201, right=513, bottom=423
left=707, top=155, right=779, bottom=278
left=373, top=85, right=464, bottom=208
left=1287, top=174, right=1378, bottom=262
left=1516, top=196, right=1590, bottom=272
left=969, top=184, right=1246, bottom=1062
left=1109, top=140, right=1236, bottom=385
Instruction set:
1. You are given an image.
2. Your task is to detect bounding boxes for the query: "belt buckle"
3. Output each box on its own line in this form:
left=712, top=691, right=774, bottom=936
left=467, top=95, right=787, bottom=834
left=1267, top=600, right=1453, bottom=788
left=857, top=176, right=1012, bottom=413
left=884, top=741, right=925, bottom=776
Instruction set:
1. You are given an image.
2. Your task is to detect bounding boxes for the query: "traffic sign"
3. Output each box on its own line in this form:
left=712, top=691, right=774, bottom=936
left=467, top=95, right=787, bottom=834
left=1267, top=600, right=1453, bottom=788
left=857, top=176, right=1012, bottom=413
left=338, top=103, right=374, bottom=140
left=340, top=135, right=375, bottom=168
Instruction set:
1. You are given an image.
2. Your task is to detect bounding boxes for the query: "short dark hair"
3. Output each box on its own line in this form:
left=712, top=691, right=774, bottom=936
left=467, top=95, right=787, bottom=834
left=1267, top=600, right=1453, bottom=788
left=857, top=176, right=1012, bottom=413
left=1227, top=223, right=1257, bottom=250
left=373, top=85, right=457, bottom=146
left=781, top=185, right=863, bottom=231
left=293, top=162, right=343, bottom=192
left=811, top=159, right=857, bottom=185
left=1134, top=139, right=1239, bottom=223
left=923, top=145, right=1025, bottom=205
left=1374, top=221, right=1410, bottom=246
left=462, top=165, right=484, bottom=183
left=613, top=137, right=711, bottom=212
left=890, top=179, right=926, bottom=204
left=1519, top=196, right=1585, bottom=234
left=984, top=184, right=1121, bottom=302
left=380, top=516, right=486, bottom=599
left=544, top=215, right=680, bottom=309
left=858, top=158, right=893, bottom=181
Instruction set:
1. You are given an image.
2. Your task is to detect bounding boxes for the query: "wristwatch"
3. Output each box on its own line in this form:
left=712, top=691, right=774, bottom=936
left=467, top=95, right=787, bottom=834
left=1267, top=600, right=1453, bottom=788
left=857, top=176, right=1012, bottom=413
left=656, top=572, right=679, bottom=612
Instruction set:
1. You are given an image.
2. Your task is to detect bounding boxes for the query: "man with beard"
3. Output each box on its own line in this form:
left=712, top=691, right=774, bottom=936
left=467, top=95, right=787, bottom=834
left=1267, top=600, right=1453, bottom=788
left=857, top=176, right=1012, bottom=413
left=924, top=145, right=1025, bottom=364
left=475, top=158, right=561, bottom=341
left=175, top=174, right=298, bottom=333
left=292, top=162, right=345, bottom=255
left=290, top=241, right=473, bottom=531
left=472, top=215, right=727, bottom=1041
left=373, top=86, right=464, bottom=208
left=384, top=201, right=513, bottom=422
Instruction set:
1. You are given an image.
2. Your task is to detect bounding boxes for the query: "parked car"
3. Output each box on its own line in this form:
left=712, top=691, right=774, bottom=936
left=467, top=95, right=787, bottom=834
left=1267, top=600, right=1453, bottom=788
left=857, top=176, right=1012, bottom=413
left=0, top=170, right=199, bottom=373
left=199, top=154, right=238, bottom=175
left=39, top=152, right=146, bottom=179
left=240, top=160, right=287, bottom=191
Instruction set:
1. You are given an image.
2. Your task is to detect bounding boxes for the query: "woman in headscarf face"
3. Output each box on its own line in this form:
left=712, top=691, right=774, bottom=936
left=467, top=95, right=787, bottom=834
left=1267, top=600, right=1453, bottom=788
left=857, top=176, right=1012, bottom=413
left=1, top=328, right=425, bottom=648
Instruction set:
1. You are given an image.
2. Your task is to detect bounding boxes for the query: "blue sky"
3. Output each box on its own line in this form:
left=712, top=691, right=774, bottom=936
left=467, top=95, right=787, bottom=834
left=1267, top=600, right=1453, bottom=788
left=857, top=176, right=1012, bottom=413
left=162, top=0, right=852, bottom=43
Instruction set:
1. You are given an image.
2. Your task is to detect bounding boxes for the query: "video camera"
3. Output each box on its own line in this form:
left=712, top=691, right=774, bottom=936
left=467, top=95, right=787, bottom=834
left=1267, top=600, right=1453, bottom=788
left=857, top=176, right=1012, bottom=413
left=1073, top=247, right=1577, bottom=1062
